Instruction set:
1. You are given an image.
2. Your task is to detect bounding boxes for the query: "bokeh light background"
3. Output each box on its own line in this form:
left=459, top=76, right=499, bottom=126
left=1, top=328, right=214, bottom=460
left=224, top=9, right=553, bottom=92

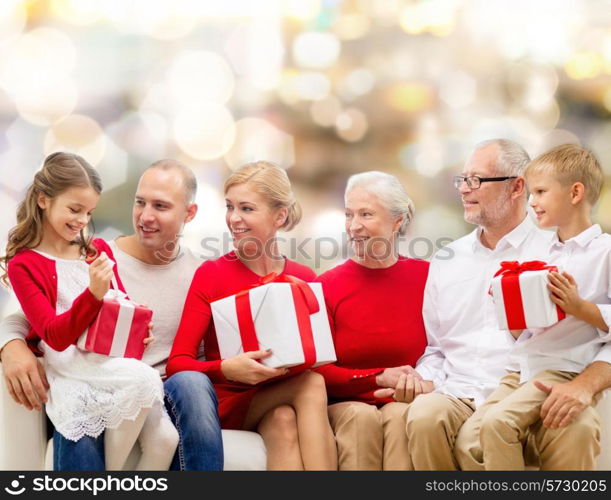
left=1, top=0, right=611, bottom=316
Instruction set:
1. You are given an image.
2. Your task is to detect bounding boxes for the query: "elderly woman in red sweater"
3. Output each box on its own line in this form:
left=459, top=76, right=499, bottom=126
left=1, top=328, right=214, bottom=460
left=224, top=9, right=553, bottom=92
left=316, top=171, right=429, bottom=470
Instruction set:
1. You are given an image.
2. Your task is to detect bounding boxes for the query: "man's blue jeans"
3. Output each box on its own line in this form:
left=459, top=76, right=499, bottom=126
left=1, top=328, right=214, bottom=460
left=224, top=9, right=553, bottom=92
left=164, top=371, right=224, bottom=471
left=53, top=371, right=223, bottom=471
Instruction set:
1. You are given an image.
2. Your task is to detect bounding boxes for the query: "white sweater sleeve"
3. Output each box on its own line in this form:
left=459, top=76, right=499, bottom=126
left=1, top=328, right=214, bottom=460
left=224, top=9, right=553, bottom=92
left=0, top=310, right=30, bottom=353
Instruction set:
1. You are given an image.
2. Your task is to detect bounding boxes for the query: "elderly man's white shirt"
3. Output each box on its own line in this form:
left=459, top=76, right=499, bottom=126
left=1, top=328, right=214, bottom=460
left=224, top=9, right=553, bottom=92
left=416, top=215, right=553, bottom=405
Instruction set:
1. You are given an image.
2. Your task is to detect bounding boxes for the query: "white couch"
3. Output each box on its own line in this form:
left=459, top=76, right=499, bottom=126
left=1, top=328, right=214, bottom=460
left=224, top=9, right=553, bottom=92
left=0, top=365, right=267, bottom=471
left=2, top=362, right=610, bottom=470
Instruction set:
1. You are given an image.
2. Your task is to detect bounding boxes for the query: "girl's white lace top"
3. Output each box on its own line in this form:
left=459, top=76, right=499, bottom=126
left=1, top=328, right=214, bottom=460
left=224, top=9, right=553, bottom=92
left=35, top=251, right=165, bottom=442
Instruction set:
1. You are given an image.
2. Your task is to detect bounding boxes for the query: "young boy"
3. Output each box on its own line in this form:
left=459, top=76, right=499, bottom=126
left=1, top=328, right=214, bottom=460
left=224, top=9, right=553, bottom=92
left=456, top=144, right=611, bottom=470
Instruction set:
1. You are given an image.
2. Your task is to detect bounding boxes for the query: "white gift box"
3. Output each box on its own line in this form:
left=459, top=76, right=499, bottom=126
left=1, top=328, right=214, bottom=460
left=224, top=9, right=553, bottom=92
left=491, top=267, right=565, bottom=330
left=211, top=281, right=336, bottom=369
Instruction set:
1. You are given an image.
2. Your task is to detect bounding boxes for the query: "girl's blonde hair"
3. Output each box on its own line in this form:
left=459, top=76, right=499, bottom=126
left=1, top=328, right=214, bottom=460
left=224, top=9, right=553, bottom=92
left=223, top=161, right=302, bottom=231
left=1, top=152, right=102, bottom=287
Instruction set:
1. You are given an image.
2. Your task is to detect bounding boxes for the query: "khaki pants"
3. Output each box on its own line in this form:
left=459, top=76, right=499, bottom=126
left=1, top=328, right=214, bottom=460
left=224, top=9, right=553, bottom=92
left=405, top=392, right=476, bottom=470
left=328, top=401, right=412, bottom=470
left=455, top=370, right=601, bottom=470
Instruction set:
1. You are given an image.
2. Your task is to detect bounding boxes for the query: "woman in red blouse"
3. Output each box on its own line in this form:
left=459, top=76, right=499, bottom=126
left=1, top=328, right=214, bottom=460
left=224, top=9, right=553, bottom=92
left=167, top=162, right=337, bottom=470
left=316, top=171, right=429, bottom=470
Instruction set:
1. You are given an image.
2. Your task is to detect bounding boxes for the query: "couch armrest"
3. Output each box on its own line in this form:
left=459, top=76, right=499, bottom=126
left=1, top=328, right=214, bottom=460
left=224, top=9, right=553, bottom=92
left=0, top=364, right=48, bottom=470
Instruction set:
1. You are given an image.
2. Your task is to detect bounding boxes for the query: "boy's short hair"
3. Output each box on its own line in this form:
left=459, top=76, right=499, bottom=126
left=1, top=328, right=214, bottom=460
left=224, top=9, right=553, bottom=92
left=525, top=144, right=604, bottom=205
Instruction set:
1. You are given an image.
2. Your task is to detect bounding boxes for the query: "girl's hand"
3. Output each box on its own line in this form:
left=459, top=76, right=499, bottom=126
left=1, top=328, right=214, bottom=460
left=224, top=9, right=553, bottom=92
left=547, top=271, right=584, bottom=317
left=88, top=251, right=114, bottom=300
left=143, top=334, right=155, bottom=352
left=143, top=308, right=154, bottom=351
left=221, top=350, right=289, bottom=385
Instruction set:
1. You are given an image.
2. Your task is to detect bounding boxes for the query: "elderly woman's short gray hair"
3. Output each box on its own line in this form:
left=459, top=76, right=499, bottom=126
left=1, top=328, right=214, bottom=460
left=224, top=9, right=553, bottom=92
left=345, top=171, right=415, bottom=236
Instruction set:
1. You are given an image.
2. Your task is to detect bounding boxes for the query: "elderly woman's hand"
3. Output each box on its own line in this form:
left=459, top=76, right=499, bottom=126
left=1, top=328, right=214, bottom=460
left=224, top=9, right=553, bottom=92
left=375, top=365, right=418, bottom=389
left=393, top=373, right=434, bottom=403
left=221, top=350, right=289, bottom=385
left=372, top=371, right=434, bottom=402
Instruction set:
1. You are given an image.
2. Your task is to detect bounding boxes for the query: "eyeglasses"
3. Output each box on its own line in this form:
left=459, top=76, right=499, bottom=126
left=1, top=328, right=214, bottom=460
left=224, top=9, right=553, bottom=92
left=452, top=175, right=517, bottom=190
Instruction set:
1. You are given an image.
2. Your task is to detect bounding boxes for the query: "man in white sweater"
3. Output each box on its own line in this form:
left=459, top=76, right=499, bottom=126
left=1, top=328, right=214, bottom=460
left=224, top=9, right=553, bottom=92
left=0, top=160, right=223, bottom=470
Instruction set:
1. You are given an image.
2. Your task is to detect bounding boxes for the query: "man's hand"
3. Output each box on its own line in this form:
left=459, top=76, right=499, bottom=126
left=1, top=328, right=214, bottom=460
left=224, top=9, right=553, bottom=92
left=0, top=339, right=49, bottom=411
left=535, top=378, right=593, bottom=429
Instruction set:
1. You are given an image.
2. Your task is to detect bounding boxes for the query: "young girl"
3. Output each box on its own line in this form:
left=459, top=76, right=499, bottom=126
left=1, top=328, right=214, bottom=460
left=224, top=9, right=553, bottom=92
left=0, top=152, right=178, bottom=470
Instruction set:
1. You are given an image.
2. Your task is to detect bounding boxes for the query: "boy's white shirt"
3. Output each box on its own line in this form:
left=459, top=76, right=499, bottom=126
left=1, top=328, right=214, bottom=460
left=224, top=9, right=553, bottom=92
left=507, top=224, right=611, bottom=382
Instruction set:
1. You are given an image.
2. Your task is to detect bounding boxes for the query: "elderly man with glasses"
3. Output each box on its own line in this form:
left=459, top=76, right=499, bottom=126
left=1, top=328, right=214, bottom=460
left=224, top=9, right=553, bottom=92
left=392, top=138, right=611, bottom=470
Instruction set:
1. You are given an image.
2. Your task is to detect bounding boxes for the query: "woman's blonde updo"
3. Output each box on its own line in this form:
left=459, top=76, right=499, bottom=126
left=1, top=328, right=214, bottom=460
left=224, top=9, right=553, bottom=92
left=224, top=161, right=302, bottom=231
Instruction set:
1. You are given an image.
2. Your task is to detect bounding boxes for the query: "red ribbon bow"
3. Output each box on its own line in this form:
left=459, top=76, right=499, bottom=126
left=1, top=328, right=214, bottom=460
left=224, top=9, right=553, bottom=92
left=493, top=260, right=557, bottom=278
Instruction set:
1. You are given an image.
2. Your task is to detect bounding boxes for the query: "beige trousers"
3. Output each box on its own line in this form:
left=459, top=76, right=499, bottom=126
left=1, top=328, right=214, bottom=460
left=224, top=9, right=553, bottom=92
left=405, top=392, right=476, bottom=470
left=328, top=401, right=412, bottom=470
left=454, top=370, right=601, bottom=470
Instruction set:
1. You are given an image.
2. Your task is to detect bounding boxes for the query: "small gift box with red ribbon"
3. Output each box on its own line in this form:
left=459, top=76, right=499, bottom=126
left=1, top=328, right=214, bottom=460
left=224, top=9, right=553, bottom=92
left=490, top=260, right=566, bottom=330
left=211, top=273, right=336, bottom=369
left=77, top=288, right=152, bottom=360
